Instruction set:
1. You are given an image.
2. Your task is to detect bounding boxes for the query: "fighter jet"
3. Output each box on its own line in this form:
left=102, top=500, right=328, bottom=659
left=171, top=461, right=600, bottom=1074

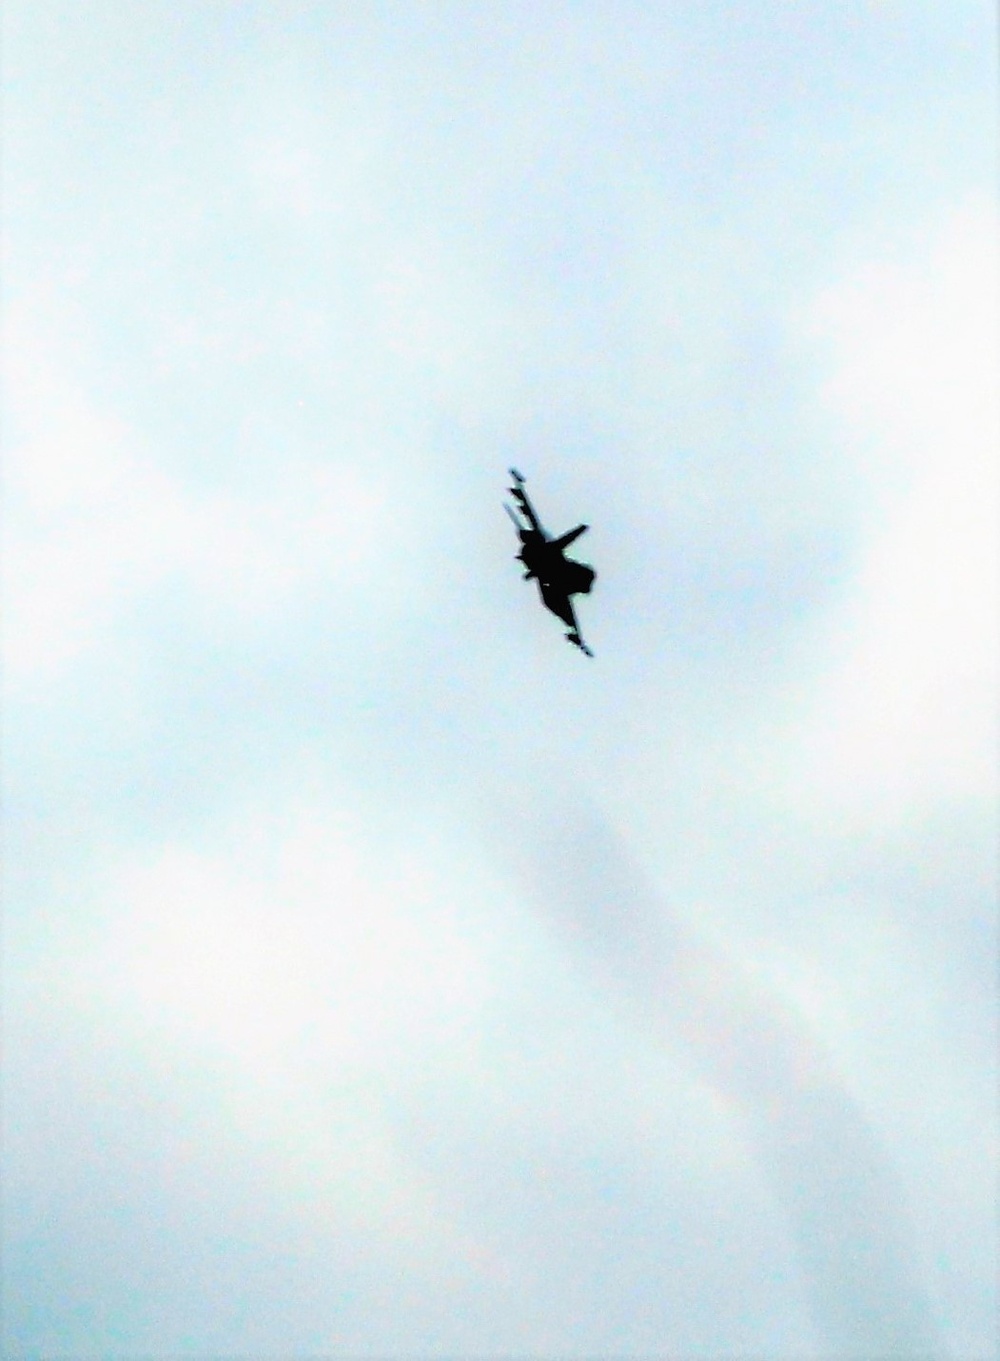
left=504, top=468, right=596, bottom=656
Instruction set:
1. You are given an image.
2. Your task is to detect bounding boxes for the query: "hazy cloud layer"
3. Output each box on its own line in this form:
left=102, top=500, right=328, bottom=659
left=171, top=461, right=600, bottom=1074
left=3, top=3, right=997, bottom=1356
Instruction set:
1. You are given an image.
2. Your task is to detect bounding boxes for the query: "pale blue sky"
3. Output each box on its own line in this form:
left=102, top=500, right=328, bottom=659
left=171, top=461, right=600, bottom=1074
left=3, top=3, right=998, bottom=1356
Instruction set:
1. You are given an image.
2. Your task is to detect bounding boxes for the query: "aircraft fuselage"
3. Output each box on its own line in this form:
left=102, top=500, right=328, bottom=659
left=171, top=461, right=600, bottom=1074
left=504, top=470, right=596, bottom=655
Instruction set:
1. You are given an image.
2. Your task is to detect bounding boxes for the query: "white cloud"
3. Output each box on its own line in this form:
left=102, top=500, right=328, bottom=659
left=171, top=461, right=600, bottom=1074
left=774, top=198, right=999, bottom=826
left=2, top=297, right=388, bottom=686
left=30, top=800, right=508, bottom=1294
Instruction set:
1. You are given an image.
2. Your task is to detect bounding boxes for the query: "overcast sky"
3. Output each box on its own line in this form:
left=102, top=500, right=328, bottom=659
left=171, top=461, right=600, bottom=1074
left=2, top=3, right=998, bottom=1357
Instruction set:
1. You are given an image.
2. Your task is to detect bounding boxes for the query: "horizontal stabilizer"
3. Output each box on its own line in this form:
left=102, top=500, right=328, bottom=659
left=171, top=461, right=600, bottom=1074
left=553, top=523, right=588, bottom=551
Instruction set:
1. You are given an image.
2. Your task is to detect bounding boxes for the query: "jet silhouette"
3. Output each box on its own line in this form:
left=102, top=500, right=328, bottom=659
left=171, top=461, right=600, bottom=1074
left=504, top=468, right=596, bottom=656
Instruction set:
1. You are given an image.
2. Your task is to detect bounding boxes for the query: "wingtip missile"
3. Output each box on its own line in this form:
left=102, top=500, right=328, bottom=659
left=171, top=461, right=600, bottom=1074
left=566, top=631, right=594, bottom=657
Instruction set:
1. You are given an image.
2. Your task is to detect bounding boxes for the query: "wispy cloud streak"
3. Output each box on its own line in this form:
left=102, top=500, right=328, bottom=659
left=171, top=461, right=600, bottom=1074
left=513, top=807, right=945, bottom=1358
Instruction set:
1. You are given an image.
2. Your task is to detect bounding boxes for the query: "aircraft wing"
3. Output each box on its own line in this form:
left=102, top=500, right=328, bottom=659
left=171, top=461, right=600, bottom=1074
left=539, top=579, right=577, bottom=631
left=539, top=581, right=593, bottom=655
left=508, top=473, right=545, bottom=535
